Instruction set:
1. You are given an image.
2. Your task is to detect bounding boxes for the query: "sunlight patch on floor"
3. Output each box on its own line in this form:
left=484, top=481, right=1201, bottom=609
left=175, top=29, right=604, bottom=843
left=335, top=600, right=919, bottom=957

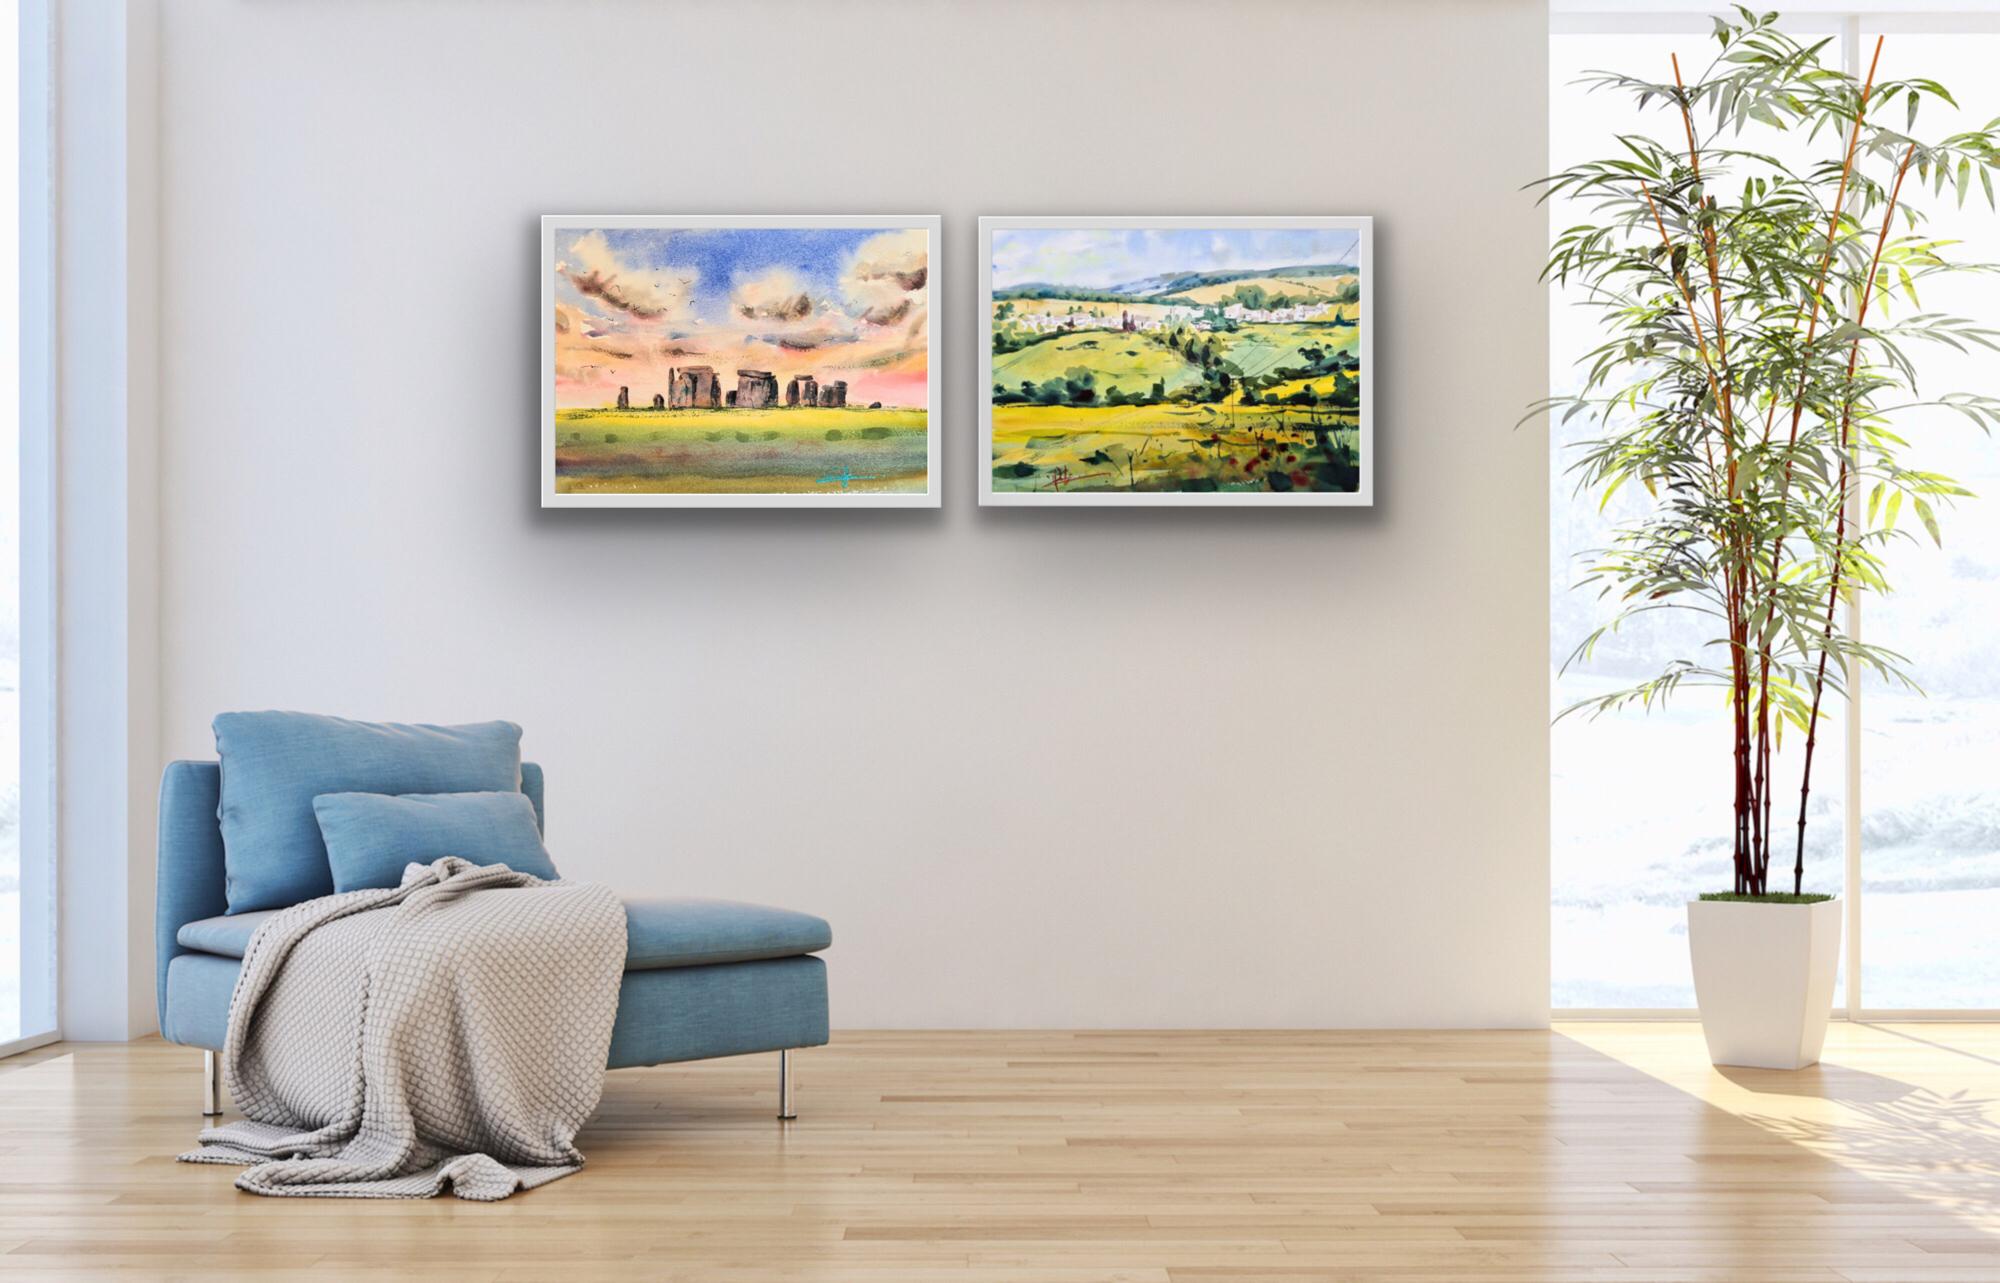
left=1558, top=1021, right=2000, bottom=1235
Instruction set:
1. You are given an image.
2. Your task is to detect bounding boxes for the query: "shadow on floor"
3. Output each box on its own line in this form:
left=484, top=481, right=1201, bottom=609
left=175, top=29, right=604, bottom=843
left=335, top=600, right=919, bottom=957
left=1561, top=1025, right=2000, bottom=1266
left=1717, top=1060, right=1919, bottom=1104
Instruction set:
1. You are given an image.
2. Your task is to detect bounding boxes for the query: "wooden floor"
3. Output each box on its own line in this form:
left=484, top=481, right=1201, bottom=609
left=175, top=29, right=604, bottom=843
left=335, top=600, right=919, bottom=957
left=3, top=1025, right=1999, bottom=1280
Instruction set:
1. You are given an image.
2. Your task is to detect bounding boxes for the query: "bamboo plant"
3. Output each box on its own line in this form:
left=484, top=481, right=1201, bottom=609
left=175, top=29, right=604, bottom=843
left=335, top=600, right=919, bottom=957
left=1536, top=8, right=2000, bottom=897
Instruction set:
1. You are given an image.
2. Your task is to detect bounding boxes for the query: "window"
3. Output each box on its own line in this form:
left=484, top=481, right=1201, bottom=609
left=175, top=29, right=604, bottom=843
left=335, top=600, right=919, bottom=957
left=1858, top=29, right=2000, bottom=1011
left=1549, top=32, right=1758, bottom=1009
left=5, top=0, right=55, bottom=1055
left=1551, top=11, right=1999, bottom=1013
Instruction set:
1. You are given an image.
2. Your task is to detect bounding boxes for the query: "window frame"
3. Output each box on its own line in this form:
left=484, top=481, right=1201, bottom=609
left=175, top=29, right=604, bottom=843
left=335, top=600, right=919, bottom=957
left=3, top=0, right=59, bottom=1059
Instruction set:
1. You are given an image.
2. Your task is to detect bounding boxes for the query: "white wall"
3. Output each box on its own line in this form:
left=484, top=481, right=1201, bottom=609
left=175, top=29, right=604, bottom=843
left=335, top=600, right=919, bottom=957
left=155, top=0, right=1550, bottom=1028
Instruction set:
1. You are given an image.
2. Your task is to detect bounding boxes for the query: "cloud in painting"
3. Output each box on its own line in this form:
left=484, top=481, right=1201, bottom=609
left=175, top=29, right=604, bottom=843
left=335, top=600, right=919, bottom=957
left=551, top=302, right=641, bottom=381
left=556, top=230, right=694, bottom=321
left=841, top=229, right=928, bottom=326
left=733, top=268, right=815, bottom=321
left=765, top=322, right=856, bottom=351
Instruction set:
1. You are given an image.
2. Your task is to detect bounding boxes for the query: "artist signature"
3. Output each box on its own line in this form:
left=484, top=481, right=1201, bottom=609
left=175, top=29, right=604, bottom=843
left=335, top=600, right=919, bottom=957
left=1048, top=466, right=1114, bottom=491
left=815, top=466, right=881, bottom=491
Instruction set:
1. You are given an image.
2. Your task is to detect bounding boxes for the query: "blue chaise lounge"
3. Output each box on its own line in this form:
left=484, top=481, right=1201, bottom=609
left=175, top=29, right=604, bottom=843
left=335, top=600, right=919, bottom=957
left=156, top=760, right=831, bottom=1119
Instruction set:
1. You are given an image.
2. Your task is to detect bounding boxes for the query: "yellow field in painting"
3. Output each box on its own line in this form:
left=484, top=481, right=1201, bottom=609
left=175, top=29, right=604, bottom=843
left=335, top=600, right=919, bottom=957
left=554, top=407, right=927, bottom=494
left=1164, top=273, right=1359, bottom=305
left=991, top=299, right=1189, bottom=324
left=991, top=402, right=1358, bottom=495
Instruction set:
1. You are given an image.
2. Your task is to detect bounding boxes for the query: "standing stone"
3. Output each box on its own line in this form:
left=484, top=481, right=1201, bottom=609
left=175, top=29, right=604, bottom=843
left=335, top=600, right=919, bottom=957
left=669, top=365, right=720, bottom=408
left=651, top=393, right=665, bottom=410
left=616, top=386, right=629, bottom=409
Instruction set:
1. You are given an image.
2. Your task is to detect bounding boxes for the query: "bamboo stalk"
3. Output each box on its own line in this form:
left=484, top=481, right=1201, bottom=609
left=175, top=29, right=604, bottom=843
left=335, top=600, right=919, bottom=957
left=1765, top=36, right=1884, bottom=449
left=1672, top=54, right=1733, bottom=412
left=1670, top=56, right=1761, bottom=881
left=1638, top=182, right=1734, bottom=449
left=1793, top=140, right=1919, bottom=894
left=1748, top=38, right=1883, bottom=886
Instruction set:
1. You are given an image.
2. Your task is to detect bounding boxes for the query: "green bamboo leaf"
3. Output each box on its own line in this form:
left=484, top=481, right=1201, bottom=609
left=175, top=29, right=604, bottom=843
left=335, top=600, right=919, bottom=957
left=1914, top=496, right=1941, bottom=546
left=1599, top=470, right=1629, bottom=512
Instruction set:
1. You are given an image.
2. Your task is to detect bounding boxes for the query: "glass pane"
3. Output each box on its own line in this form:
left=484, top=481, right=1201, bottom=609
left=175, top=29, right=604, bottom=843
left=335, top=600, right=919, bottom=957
left=1548, top=31, right=1846, bottom=1008
left=2, top=7, right=24, bottom=1042
left=1860, top=32, right=2000, bottom=1010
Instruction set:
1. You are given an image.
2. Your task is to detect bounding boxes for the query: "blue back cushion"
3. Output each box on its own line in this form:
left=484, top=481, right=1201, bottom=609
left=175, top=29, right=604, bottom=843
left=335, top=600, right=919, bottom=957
left=214, top=712, right=523, bottom=913
left=314, top=790, right=559, bottom=892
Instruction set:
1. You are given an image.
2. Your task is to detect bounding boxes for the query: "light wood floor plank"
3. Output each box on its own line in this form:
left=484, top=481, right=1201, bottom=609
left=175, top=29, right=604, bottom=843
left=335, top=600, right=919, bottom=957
left=0, top=1025, right=1996, bottom=1278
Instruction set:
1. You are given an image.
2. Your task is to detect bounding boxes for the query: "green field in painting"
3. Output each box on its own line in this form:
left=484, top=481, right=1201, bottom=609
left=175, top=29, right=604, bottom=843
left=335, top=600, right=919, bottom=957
left=987, top=315, right=1361, bottom=495
left=991, top=331, right=1210, bottom=397
left=554, top=407, right=927, bottom=494
left=991, top=402, right=1359, bottom=495
left=1208, top=322, right=1360, bottom=380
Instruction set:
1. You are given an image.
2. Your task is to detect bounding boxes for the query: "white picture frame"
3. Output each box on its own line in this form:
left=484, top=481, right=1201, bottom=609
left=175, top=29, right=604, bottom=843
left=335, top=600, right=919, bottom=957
left=979, top=215, right=1373, bottom=507
left=542, top=213, right=942, bottom=509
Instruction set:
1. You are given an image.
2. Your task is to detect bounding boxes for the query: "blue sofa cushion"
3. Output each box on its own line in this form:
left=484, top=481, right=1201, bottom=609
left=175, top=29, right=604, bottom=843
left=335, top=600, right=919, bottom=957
left=177, top=895, right=831, bottom=971
left=164, top=950, right=830, bottom=1066
left=213, top=712, right=523, bottom=913
left=177, top=908, right=277, bottom=956
left=314, top=790, right=558, bottom=892
left=622, top=898, right=833, bottom=970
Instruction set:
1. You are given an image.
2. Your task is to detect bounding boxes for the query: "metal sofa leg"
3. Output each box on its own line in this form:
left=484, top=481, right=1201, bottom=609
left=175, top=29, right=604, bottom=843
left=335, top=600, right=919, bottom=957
left=202, top=1050, right=223, bottom=1117
left=778, top=1048, right=797, bottom=1121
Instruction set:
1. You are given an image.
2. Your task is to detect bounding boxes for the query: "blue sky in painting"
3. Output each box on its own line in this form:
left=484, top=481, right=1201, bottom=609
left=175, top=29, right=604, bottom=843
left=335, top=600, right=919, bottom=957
left=989, top=227, right=1362, bottom=292
left=562, top=226, right=889, bottom=325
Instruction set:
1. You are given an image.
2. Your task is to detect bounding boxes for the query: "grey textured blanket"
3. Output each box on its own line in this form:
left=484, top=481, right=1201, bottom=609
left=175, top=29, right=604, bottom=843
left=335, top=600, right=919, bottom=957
left=180, top=857, right=626, bottom=1200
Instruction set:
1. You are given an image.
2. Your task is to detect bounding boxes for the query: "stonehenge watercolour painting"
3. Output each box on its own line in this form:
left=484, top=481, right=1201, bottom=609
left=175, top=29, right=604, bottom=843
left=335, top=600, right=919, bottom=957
left=541, top=215, right=939, bottom=507
left=979, top=217, right=1372, bottom=506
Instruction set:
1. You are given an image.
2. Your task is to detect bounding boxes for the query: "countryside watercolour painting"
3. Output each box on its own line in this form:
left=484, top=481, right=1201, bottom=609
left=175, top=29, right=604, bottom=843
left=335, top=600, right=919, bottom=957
left=980, top=217, right=1371, bottom=505
left=542, top=215, right=939, bottom=507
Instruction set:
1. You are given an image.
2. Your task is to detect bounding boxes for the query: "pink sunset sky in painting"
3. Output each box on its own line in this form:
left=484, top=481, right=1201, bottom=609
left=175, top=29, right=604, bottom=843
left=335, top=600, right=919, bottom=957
left=550, top=225, right=929, bottom=409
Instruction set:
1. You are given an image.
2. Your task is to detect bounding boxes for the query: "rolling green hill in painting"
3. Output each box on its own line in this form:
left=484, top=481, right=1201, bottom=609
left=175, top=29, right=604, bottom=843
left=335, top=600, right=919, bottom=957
left=991, top=332, right=1207, bottom=399
left=987, top=225, right=1363, bottom=496
left=1210, top=322, right=1360, bottom=381
left=1107, top=262, right=1358, bottom=299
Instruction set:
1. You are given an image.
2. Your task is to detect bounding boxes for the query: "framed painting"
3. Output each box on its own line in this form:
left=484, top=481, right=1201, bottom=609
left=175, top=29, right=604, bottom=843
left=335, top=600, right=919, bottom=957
left=542, top=214, right=940, bottom=507
left=979, top=216, right=1372, bottom=506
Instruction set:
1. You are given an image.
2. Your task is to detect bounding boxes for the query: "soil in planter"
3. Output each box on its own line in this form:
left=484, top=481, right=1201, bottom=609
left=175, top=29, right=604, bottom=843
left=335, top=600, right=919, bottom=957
left=1697, top=892, right=1836, bottom=904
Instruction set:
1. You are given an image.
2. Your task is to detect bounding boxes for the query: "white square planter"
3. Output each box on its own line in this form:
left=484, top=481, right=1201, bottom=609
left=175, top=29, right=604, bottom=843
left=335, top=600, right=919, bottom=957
left=1687, top=897, right=1842, bottom=1070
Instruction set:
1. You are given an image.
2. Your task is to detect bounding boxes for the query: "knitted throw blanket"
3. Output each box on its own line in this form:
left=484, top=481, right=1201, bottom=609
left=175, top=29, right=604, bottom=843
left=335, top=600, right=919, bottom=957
left=180, top=857, right=625, bottom=1200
